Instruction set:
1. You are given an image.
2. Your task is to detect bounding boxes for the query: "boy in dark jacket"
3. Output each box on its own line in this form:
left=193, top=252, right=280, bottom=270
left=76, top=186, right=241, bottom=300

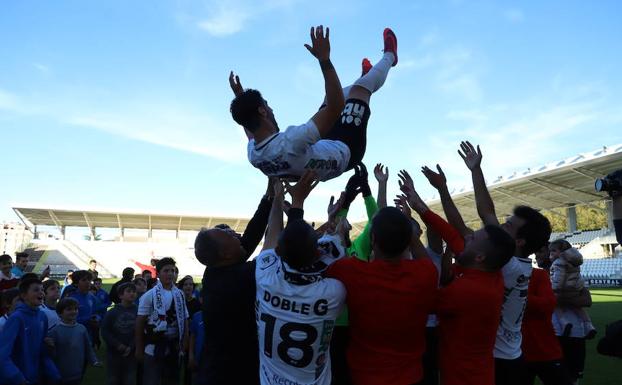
left=0, top=278, right=60, bottom=385
left=102, top=282, right=138, bottom=385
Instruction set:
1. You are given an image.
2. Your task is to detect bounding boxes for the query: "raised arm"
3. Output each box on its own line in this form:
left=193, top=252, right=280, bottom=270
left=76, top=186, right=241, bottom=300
left=285, top=170, right=320, bottom=212
left=374, top=163, right=389, bottom=209
left=262, top=180, right=285, bottom=251
left=394, top=194, right=428, bottom=259
left=240, top=178, right=275, bottom=258
left=228, top=71, right=254, bottom=140
left=399, top=169, right=465, bottom=254
left=422, top=164, right=472, bottom=237
left=458, top=141, right=499, bottom=226
left=305, top=25, right=345, bottom=137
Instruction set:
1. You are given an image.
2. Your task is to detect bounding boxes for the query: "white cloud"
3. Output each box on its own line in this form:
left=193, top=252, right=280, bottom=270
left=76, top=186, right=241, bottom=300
left=33, top=63, right=50, bottom=73
left=196, top=0, right=299, bottom=37
left=435, top=48, right=483, bottom=102
left=0, top=89, right=18, bottom=110
left=0, top=87, right=247, bottom=163
left=67, top=108, right=247, bottom=163
left=426, top=97, right=608, bottom=196
left=197, top=4, right=252, bottom=37
left=504, top=8, right=525, bottom=23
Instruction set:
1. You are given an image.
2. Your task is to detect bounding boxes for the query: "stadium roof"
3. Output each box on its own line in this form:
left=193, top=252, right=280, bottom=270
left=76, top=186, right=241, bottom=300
left=12, top=206, right=252, bottom=233
left=425, top=143, right=622, bottom=224
left=12, top=205, right=369, bottom=238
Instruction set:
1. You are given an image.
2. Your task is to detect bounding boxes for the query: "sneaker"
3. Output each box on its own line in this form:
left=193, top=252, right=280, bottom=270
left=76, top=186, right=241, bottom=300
left=383, top=28, right=398, bottom=66
left=361, top=58, right=372, bottom=76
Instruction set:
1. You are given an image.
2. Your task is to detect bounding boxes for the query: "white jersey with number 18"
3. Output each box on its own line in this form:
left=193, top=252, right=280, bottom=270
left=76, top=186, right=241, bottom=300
left=494, top=256, right=533, bottom=360
left=255, top=248, right=346, bottom=385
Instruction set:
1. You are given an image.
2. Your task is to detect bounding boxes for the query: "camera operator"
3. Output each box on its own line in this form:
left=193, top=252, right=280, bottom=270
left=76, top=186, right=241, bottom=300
left=595, top=169, right=622, bottom=246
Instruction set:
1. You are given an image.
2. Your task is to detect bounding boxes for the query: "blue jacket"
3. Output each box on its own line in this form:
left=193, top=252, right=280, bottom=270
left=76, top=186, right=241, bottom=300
left=94, top=289, right=111, bottom=319
left=0, top=303, right=60, bottom=384
left=69, top=291, right=99, bottom=325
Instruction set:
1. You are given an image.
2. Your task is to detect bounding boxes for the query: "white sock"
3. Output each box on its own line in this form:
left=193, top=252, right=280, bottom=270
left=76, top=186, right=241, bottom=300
left=342, top=85, right=352, bottom=98
left=353, top=52, right=395, bottom=94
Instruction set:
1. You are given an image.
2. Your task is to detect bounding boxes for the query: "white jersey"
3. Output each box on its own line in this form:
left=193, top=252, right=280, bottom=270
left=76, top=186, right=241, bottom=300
left=247, top=120, right=350, bottom=181
left=255, top=245, right=346, bottom=385
left=494, top=256, right=532, bottom=359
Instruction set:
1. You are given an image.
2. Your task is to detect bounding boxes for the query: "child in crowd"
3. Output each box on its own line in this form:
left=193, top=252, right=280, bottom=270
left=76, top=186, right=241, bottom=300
left=177, top=276, right=201, bottom=317
left=42, top=280, right=61, bottom=331
left=0, top=254, right=19, bottom=292
left=0, top=288, right=20, bottom=332
left=133, top=277, right=147, bottom=305
left=93, top=278, right=111, bottom=318
left=48, top=297, right=100, bottom=385
left=68, top=270, right=100, bottom=345
left=549, top=239, right=597, bottom=338
left=135, top=258, right=189, bottom=385
left=0, top=278, right=61, bottom=385
left=188, top=306, right=204, bottom=385
left=101, top=282, right=138, bottom=385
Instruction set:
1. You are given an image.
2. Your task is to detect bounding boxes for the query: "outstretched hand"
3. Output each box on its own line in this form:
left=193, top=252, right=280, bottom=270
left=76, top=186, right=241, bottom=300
left=374, top=163, right=389, bottom=183
left=398, top=170, right=428, bottom=213
left=304, top=25, right=331, bottom=61
left=421, top=164, right=447, bottom=190
left=284, top=170, right=320, bottom=208
left=394, top=194, right=412, bottom=219
left=229, top=71, right=244, bottom=96
left=327, top=192, right=346, bottom=221
left=458, top=141, right=482, bottom=170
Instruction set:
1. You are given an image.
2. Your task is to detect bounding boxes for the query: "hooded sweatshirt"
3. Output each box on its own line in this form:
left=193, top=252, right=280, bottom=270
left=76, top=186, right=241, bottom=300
left=0, top=302, right=60, bottom=384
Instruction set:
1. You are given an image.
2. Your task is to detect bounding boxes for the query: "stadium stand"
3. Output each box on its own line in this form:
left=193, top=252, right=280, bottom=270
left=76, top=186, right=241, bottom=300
left=582, top=257, right=622, bottom=280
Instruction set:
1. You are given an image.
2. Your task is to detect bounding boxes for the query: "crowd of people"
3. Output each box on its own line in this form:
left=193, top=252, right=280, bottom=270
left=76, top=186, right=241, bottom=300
left=1, top=25, right=622, bottom=385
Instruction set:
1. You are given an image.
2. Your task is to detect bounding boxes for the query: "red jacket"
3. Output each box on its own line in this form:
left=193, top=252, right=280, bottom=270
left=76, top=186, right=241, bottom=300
left=521, top=268, right=563, bottom=362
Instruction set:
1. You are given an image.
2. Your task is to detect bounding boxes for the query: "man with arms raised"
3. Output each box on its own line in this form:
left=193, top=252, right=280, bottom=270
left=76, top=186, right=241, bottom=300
left=230, top=25, right=398, bottom=181
left=255, top=171, right=348, bottom=385
left=458, top=141, right=552, bottom=385
left=326, top=206, right=438, bottom=385
left=193, top=179, right=277, bottom=385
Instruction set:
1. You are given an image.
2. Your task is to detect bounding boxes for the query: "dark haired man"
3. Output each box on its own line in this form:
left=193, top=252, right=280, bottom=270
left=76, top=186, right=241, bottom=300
left=230, top=26, right=397, bottom=181
left=458, top=141, right=552, bottom=385
left=135, top=257, right=188, bottom=385
left=254, top=171, right=348, bottom=385
left=110, top=267, right=136, bottom=304
left=437, top=225, right=516, bottom=385
left=327, top=207, right=438, bottom=385
left=11, top=252, right=28, bottom=278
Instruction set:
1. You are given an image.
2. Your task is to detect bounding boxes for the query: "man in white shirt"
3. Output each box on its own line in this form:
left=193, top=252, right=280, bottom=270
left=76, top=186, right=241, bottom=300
left=135, top=258, right=189, bottom=385
left=459, top=141, right=552, bottom=385
left=230, top=26, right=398, bottom=181
left=255, top=171, right=348, bottom=385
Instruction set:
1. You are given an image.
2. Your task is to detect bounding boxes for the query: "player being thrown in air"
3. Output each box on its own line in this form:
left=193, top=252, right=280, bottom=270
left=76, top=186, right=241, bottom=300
left=229, top=25, right=398, bottom=181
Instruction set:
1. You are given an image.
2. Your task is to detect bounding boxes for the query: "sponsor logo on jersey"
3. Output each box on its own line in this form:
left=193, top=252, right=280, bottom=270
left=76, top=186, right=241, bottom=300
left=304, top=158, right=339, bottom=171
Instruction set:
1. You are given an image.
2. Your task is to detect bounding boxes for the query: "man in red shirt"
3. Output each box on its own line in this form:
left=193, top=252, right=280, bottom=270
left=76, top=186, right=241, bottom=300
left=437, top=225, right=516, bottom=385
left=521, top=246, right=572, bottom=385
left=327, top=207, right=438, bottom=385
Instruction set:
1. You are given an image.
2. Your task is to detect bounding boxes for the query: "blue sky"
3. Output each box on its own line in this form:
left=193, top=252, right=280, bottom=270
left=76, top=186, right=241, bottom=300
left=1, top=0, right=621, bottom=227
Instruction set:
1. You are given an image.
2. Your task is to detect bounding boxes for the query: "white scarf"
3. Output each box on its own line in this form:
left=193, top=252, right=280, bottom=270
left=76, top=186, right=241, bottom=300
left=149, top=281, right=186, bottom=348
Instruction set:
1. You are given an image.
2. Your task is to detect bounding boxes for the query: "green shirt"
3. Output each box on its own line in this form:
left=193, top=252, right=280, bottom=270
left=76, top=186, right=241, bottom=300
left=335, top=195, right=378, bottom=326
